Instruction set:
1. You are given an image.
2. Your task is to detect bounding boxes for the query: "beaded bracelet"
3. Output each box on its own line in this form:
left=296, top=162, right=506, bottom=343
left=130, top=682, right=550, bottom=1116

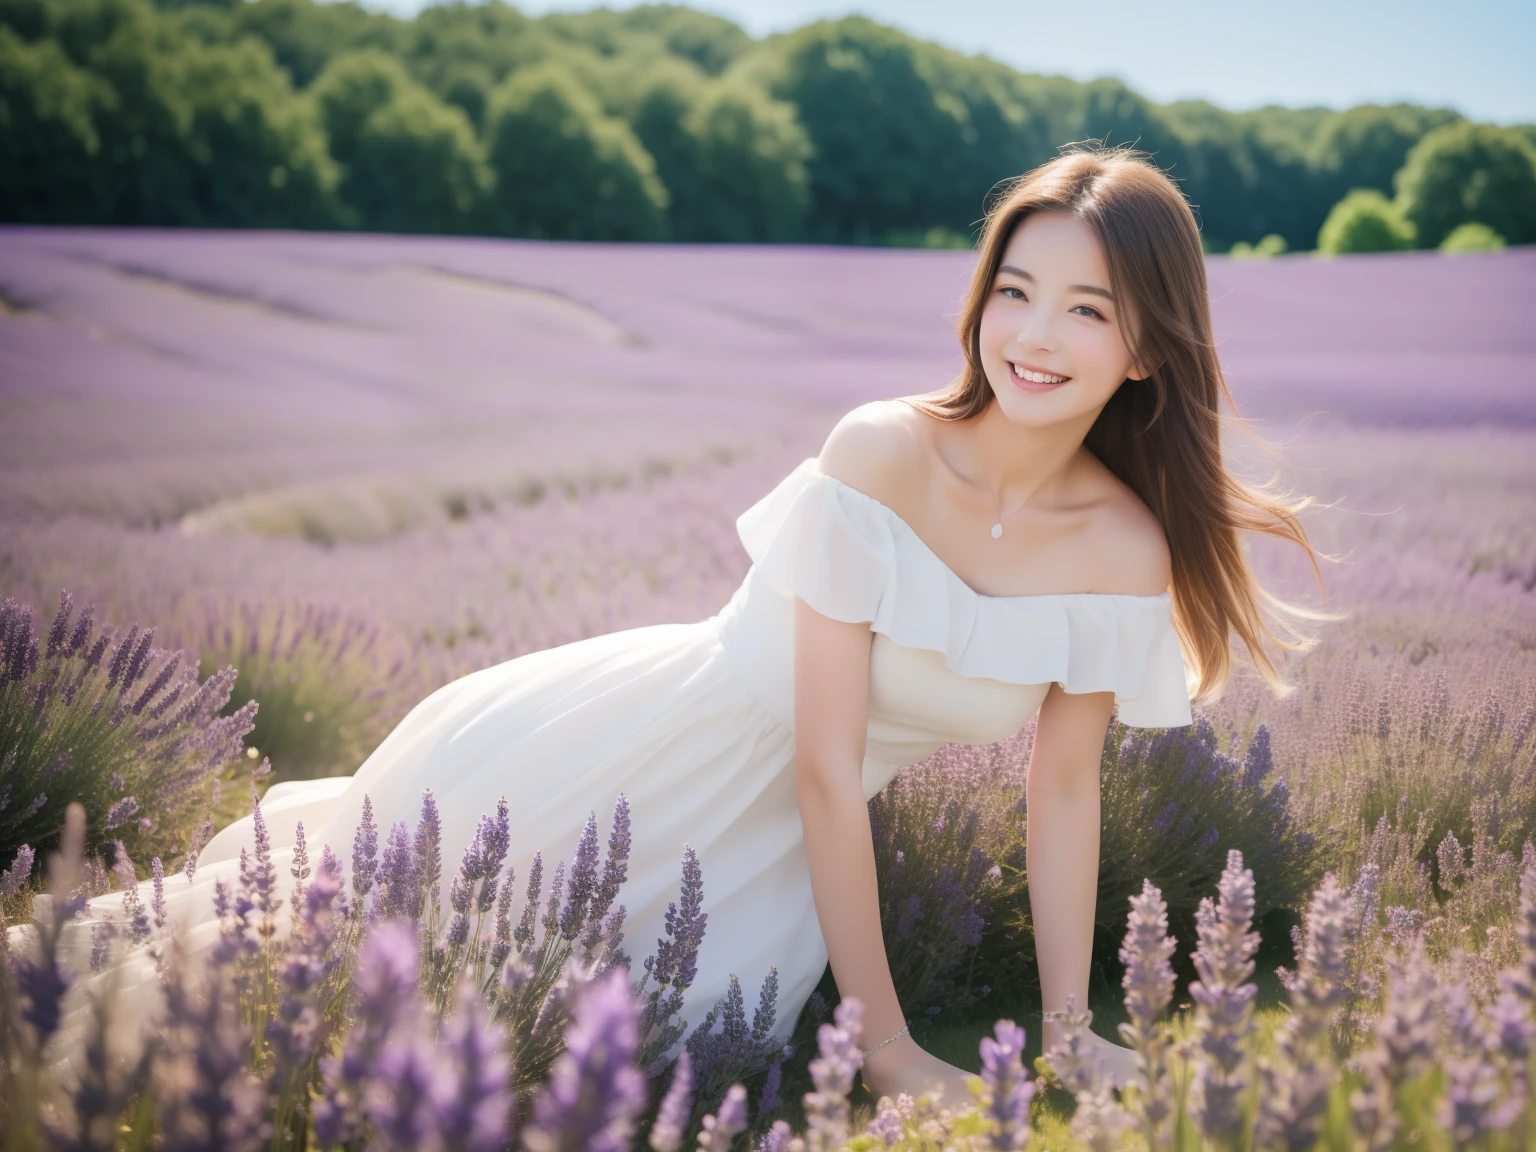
left=860, top=1021, right=911, bottom=1059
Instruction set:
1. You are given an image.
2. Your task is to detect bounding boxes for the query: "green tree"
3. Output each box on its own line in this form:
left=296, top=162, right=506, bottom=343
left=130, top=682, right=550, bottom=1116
left=1309, top=103, right=1461, bottom=200
left=346, top=86, right=488, bottom=233
left=309, top=48, right=409, bottom=168
left=177, top=36, right=339, bottom=227
left=482, top=63, right=667, bottom=240
left=753, top=18, right=968, bottom=243
left=310, top=48, right=486, bottom=231
left=667, top=77, right=811, bottom=241
left=1228, top=233, right=1288, bottom=259
left=230, top=0, right=405, bottom=89
left=1395, top=122, right=1536, bottom=248
left=624, top=58, right=702, bottom=193
left=0, top=28, right=112, bottom=221
left=541, top=4, right=750, bottom=76
left=1439, top=221, right=1506, bottom=253
left=407, top=1, right=554, bottom=119
left=30, top=0, right=198, bottom=224
left=1316, top=188, right=1415, bottom=254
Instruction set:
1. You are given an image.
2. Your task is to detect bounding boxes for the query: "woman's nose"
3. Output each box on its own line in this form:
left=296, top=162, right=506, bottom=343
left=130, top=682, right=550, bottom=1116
left=1017, top=306, right=1060, bottom=352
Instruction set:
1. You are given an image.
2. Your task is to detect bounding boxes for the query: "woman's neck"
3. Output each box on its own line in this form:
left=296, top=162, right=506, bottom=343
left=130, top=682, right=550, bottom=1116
left=949, top=397, right=1098, bottom=509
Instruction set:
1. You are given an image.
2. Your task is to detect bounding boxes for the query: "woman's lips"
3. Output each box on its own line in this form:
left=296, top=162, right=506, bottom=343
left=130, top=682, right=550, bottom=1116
left=1010, top=361, right=1071, bottom=391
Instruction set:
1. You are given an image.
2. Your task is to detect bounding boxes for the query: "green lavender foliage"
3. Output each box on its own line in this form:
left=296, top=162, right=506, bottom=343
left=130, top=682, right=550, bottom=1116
left=192, top=602, right=417, bottom=784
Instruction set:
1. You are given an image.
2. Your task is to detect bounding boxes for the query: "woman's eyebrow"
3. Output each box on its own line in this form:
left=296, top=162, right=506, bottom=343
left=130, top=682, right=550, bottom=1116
left=997, top=264, right=1115, bottom=301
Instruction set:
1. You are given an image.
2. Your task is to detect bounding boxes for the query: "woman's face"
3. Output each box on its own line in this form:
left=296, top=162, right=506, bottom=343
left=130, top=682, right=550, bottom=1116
left=977, top=209, right=1146, bottom=429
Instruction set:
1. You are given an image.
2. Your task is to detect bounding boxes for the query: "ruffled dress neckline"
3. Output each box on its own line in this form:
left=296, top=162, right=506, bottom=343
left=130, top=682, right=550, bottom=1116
left=732, top=457, right=1194, bottom=729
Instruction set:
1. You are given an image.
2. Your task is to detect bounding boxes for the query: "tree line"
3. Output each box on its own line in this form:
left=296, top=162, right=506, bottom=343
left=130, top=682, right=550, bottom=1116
left=3, top=0, right=1533, bottom=251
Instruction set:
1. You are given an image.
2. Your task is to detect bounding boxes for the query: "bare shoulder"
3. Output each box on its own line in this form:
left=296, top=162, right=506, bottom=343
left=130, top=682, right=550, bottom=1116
left=1074, top=453, right=1172, bottom=596
left=815, top=399, right=932, bottom=506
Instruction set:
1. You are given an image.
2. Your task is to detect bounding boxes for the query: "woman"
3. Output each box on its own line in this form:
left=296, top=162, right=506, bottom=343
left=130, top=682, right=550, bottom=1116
left=58, top=144, right=1319, bottom=1100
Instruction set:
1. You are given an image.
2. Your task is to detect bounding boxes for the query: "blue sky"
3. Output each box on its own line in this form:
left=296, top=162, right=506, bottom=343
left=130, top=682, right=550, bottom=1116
left=359, top=0, right=1535, bottom=124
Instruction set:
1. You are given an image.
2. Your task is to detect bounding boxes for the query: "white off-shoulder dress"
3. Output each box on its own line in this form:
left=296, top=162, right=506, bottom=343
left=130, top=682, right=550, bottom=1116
left=49, top=458, right=1194, bottom=1059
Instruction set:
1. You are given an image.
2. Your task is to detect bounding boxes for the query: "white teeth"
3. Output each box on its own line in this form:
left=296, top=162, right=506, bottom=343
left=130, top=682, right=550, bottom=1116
left=1011, top=363, right=1067, bottom=384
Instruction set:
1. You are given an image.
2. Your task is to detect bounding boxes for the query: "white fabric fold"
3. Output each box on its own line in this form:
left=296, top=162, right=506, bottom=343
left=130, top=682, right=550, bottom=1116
left=736, top=458, right=1193, bottom=729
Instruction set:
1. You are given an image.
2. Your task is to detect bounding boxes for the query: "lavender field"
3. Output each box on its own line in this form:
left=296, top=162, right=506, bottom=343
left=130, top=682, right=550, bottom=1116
left=2, top=228, right=1536, bottom=1148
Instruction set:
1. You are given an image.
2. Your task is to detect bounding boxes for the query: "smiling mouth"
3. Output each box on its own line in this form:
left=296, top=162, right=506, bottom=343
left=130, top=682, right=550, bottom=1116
left=1010, top=363, right=1070, bottom=385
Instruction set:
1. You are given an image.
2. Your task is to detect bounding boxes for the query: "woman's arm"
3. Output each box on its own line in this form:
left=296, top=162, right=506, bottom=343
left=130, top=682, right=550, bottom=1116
left=792, top=597, right=975, bottom=1101
left=1025, top=683, right=1116, bottom=1053
left=791, top=596, right=904, bottom=1040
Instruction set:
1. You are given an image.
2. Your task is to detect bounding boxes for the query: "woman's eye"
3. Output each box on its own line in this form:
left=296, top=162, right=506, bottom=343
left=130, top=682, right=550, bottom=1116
left=1000, top=286, right=1026, bottom=300
left=1072, top=304, right=1104, bottom=319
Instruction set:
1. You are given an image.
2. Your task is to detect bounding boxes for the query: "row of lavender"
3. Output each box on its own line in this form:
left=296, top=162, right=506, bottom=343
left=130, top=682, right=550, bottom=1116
left=4, top=577, right=1536, bottom=1146
left=6, top=786, right=1536, bottom=1149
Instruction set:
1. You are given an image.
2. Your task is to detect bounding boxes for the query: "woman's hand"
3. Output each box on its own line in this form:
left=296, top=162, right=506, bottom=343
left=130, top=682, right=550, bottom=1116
left=861, top=1036, right=978, bottom=1110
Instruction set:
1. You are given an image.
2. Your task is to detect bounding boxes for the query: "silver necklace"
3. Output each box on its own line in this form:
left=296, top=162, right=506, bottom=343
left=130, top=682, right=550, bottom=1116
left=987, top=479, right=1009, bottom=540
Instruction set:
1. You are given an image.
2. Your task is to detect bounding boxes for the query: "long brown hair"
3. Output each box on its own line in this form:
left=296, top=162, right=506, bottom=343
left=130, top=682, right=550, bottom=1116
left=909, top=143, right=1327, bottom=702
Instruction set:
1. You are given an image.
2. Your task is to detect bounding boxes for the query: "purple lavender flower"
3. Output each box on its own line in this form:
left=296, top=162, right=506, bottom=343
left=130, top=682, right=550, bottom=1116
left=698, top=1084, right=748, bottom=1152
left=367, top=1023, right=446, bottom=1151
left=979, top=1019, right=1034, bottom=1150
left=315, top=922, right=423, bottom=1148
left=542, top=859, right=567, bottom=934
left=649, top=1050, right=693, bottom=1152
left=683, top=962, right=780, bottom=1101
left=154, top=944, right=268, bottom=1152
left=562, top=812, right=601, bottom=940
left=1384, top=904, right=1425, bottom=949
left=523, top=968, right=647, bottom=1152
left=1241, top=724, right=1273, bottom=788
left=375, top=820, right=420, bottom=923
left=240, top=788, right=280, bottom=936
left=447, top=820, right=491, bottom=947
left=44, top=590, right=72, bottom=657
left=1253, top=872, right=1355, bottom=1152
left=583, top=795, right=631, bottom=950
left=14, top=803, right=88, bottom=1045
left=1437, top=830, right=1467, bottom=888
left=0, top=843, right=34, bottom=897
left=151, top=855, right=167, bottom=930
left=515, top=851, right=544, bottom=949
left=89, top=921, right=117, bottom=972
left=1117, top=875, right=1176, bottom=1090
left=1439, top=1056, right=1509, bottom=1144
left=104, top=795, right=140, bottom=830
left=60, top=975, right=157, bottom=1152
left=866, top=1100, right=904, bottom=1147
left=759, top=1058, right=783, bottom=1114
left=1187, top=849, right=1260, bottom=1147
left=758, top=1120, right=793, bottom=1152
left=414, top=789, right=443, bottom=926
left=266, top=862, right=345, bottom=1136
left=1118, top=878, right=1177, bottom=1143
left=489, top=866, right=516, bottom=972
left=113, top=840, right=152, bottom=944
left=804, top=998, right=863, bottom=1152
left=1349, top=935, right=1438, bottom=1148
left=650, top=845, right=707, bottom=992
left=477, top=796, right=511, bottom=915
left=433, top=979, right=513, bottom=1152
left=289, top=820, right=311, bottom=925
left=352, top=794, right=379, bottom=904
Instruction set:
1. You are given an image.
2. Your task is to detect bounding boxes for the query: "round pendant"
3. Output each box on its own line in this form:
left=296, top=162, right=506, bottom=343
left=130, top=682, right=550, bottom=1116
left=990, top=523, right=1003, bottom=540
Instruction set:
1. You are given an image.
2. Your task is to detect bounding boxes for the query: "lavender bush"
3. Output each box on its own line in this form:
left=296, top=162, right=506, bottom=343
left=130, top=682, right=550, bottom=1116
left=190, top=602, right=418, bottom=784
left=0, top=592, right=254, bottom=873
left=867, top=739, right=1017, bottom=1020
left=970, top=718, right=1319, bottom=1000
